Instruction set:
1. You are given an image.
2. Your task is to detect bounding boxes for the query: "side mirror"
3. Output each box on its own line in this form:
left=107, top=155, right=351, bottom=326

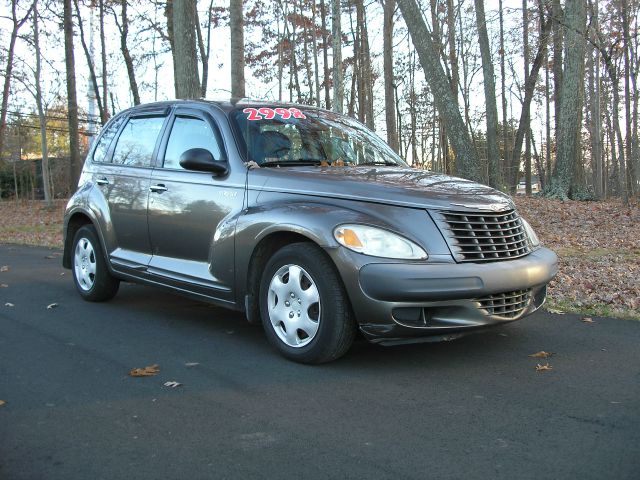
left=179, top=148, right=228, bottom=176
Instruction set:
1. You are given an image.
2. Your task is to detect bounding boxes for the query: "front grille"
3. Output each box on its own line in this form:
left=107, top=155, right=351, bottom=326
left=439, top=209, right=530, bottom=262
left=477, top=289, right=532, bottom=319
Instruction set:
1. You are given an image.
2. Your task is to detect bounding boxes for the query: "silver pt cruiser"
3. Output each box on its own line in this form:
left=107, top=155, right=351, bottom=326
left=63, top=100, right=558, bottom=363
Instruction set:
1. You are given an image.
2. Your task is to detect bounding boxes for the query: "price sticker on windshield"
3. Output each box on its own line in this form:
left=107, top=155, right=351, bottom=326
left=243, top=107, right=307, bottom=121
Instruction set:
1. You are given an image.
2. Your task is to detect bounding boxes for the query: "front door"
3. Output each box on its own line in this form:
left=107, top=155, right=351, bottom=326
left=146, top=108, right=245, bottom=302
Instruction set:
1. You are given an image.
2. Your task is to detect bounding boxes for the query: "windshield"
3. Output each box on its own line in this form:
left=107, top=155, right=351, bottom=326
left=231, top=106, right=408, bottom=168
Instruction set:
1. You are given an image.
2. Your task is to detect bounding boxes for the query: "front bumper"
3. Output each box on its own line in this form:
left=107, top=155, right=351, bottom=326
left=332, top=247, right=558, bottom=345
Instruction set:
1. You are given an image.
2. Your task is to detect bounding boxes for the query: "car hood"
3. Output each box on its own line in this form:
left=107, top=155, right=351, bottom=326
left=248, top=166, right=514, bottom=211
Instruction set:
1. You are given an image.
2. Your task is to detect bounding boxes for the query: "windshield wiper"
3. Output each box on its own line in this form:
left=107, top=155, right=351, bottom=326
left=357, top=161, right=397, bottom=166
left=261, top=159, right=323, bottom=167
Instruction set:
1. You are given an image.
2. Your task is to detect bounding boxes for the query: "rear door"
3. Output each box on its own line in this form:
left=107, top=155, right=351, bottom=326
left=91, top=110, right=168, bottom=270
left=146, top=106, right=245, bottom=302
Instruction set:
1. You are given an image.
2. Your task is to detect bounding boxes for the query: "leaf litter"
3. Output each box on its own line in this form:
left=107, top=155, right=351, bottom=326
left=516, top=197, right=640, bottom=319
left=129, top=364, right=160, bottom=377
left=535, top=363, right=554, bottom=372
left=529, top=351, right=554, bottom=358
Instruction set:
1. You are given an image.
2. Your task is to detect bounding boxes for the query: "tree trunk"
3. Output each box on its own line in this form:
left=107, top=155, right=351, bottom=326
left=474, top=0, right=500, bottom=187
left=588, top=0, right=603, bottom=198
left=311, top=1, right=321, bottom=107
left=32, top=1, right=52, bottom=205
left=508, top=12, right=552, bottom=194
left=498, top=0, right=509, bottom=183
left=397, top=0, right=479, bottom=181
left=64, top=0, right=82, bottom=191
left=523, top=0, right=532, bottom=195
left=195, top=6, right=209, bottom=98
left=549, top=0, right=586, bottom=199
left=320, top=0, right=331, bottom=109
left=99, top=0, right=109, bottom=121
left=552, top=0, right=563, bottom=149
left=230, top=0, right=245, bottom=98
left=383, top=0, right=398, bottom=152
left=621, top=2, right=636, bottom=196
left=74, top=0, right=105, bottom=124
left=173, top=0, right=200, bottom=99
left=117, top=0, right=140, bottom=105
left=446, top=0, right=458, bottom=102
left=331, top=0, right=343, bottom=113
left=0, top=1, right=33, bottom=160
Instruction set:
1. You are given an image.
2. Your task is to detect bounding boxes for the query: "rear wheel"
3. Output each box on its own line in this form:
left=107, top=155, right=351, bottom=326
left=72, top=225, right=119, bottom=302
left=259, top=243, right=356, bottom=364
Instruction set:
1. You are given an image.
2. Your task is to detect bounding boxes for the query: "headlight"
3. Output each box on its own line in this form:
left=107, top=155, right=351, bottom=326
left=521, top=218, right=540, bottom=248
left=334, top=224, right=428, bottom=260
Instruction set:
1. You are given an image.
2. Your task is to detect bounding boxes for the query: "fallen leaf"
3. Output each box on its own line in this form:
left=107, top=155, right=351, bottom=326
left=547, top=308, right=565, bottom=315
left=129, top=364, right=160, bottom=377
left=529, top=351, right=554, bottom=358
left=44, top=254, right=60, bottom=259
left=0, top=400, right=6, bottom=407
left=5, top=302, right=14, bottom=307
left=46, top=303, right=58, bottom=309
left=535, top=363, right=553, bottom=372
left=581, top=317, right=595, bottom=323
left=0, top=266, right=9, bottom=272
left=0, top=283, right=8, bottom=288
left=184, top=362, right=199, bottom=367
left=163, top=381, right=182, bottom=388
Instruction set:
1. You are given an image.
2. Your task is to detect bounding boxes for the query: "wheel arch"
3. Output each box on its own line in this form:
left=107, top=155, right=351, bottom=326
left=242, top=230, right=322, bottom=324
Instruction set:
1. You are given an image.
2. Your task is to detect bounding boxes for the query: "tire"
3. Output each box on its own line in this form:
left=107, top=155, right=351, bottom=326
left=71, top=225, right=119, bottom=302
left=259, top=243, right=356, bottom=364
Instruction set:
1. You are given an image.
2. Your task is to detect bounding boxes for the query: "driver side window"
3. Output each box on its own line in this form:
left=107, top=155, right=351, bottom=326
left=163, top=116, right=223, bottom=169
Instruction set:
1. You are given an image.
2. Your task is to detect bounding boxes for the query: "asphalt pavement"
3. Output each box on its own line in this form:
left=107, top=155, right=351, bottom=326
left=1, top=244, right=639, bottom=480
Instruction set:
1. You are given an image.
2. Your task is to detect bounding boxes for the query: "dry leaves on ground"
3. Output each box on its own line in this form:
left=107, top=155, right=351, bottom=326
left=0, top=400, right=6, bottom=407
left=516, top=197, right=640, bottom=319
left=129, top=364, right=160, bottom=377
left=535, top=363, right=554, bottom=372
left=0, top=200, right=66, bottom=248
left=529, top=351, right=554, bottom=358
left=0, top=266, right=9, bottom=272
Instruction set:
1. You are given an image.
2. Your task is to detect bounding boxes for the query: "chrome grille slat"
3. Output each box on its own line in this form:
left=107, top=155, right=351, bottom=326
left=438, top=209, right=531, bottom=262
left=477, top=289, right=532, bottom=318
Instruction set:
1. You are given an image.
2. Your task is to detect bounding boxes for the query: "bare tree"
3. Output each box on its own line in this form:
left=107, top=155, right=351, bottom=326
left=230, top=0, right=245, bottom=98
left=113, top=0, right=140, bottom=105
left=549, top=0, right=587, bottom=199
left=74, top=0, right=106, bottom=124
left=63, top=0, right=82, bottom=190
left=397, top=0, right=480, bottom=181
left=32, top=1, right=52, bottom=205
left=172, top=0, right=200, bottom=99
left=332, top=0, right=343, bottom=113
left=383, top=0, right=399, bottom=152
left=474, top=0, right=500, bottom=187
left=0, top=0, right=35, bottom=159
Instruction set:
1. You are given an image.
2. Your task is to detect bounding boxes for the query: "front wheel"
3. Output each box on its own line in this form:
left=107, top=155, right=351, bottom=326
left=259, top=243, right=356, bottom=364
left=72, top=225, right=119, bottom=302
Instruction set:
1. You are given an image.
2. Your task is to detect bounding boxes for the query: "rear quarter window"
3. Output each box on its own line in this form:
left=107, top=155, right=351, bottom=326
left=91, top=115, right=125, bottom=163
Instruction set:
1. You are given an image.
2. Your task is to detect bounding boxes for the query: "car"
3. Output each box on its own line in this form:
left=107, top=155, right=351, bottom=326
left=63, top=99, right=558, bottom=363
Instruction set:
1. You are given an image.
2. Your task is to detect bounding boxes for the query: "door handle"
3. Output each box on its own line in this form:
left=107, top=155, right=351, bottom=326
left=149, top=184, right=168, bottom=193
left=96, top=177, right=109, bottom=186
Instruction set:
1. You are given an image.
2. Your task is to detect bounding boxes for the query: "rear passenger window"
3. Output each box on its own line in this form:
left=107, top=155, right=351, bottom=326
left=111, top=117, right=165, bottom=167
left=92, top=115, right=125, bottom=163
left=163, top=116, right=224, bottom=169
